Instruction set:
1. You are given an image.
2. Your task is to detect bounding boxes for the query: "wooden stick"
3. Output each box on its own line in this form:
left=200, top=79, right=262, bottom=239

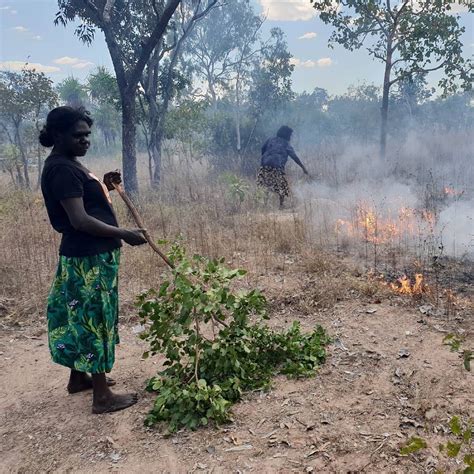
left=112, top=183, right=174, bottom=269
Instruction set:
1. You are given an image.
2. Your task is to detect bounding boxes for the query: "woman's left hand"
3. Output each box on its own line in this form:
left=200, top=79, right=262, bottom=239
left=103, top=170, right=122, bottom=191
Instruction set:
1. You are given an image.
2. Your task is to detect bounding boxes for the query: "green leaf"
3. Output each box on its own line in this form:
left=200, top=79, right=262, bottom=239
left=450, top=416, right=463, bottom=436
left=400, top=437, right=427, bottom=456
left=446, top=441, right=461, bottom=458
left=463, top=425, right=472, bottom=443
left=464, top=454, right=474, bottom=468
left=443, top=334, right=463, bottom=352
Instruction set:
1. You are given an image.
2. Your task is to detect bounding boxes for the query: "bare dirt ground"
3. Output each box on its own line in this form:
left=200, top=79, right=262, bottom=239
left=1, top=262, right=472, bottom=474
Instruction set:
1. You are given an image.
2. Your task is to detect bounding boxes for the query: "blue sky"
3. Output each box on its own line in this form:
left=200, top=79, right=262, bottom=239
left=1, top=0, right=472, bottom=95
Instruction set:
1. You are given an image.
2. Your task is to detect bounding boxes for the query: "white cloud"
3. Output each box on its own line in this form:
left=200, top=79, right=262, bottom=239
left=259, top=0, right=340, bottom=20
left=1, top=5, right=17, bottom=13
left=0, top=61, right=61, bottom=74
left=291, top=57, right=333, bottom=68
left=299, top=32, right=317, bottom=40
left=32, top=35, right=42, bottom=41
left=13, top=26, right=28, bottom=33
left=447, top=3, right=469, bottom=13
left=54, top=57, right=94, bottom=69
left=259, top=0, right=316, bottom=21
left=72, top=61, right=94, bottom=69
left=317, top=57, right=332, bottom=67
left=54, top=56, right=82, bottom=65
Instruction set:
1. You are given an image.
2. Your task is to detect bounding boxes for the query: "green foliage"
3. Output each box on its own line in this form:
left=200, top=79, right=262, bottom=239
left=249, top=27, right=295, bottom=118
left=438, top=415, right=474, bottom=472
left=400, top=436, right=428, bottom=456
left=401, top=416, right=473, bottom=471
left=222, top=173, right=249, bottom=204
left=57, top=76, right=87, bottom=107
left=443, top=334, right=473, bottom=372
left=164, top=99, right=208, bottom=145
left=0, top=68, right=58, bottom=187
left=186, top=0, right=263, bottom=103
left=443, top=333, right=463, bottom=352
left=87, top=66, right=120, bottom=109
left=310, top=0, right=472, bottom=95
left=137, top=242, right=330, bottom=432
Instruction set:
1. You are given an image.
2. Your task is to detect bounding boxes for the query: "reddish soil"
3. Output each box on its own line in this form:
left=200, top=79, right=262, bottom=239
left=1, top=268, right=472, bottom=473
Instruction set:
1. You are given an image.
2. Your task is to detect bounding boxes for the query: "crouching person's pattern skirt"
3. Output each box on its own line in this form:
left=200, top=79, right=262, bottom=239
left=257, top=166, right=290, bottom=198
left=47, top=249, right=120, bottom=373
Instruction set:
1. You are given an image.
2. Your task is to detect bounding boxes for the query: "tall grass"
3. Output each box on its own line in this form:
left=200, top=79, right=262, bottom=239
left=0, top=140, right=472, bottom=324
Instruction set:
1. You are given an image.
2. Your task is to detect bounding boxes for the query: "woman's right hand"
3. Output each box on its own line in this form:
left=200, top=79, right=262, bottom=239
left=121, top=229, right=147, bottom=246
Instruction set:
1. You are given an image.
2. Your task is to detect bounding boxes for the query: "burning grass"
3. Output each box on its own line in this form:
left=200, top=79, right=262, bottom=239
left=0, top=153, right=472, bottom=327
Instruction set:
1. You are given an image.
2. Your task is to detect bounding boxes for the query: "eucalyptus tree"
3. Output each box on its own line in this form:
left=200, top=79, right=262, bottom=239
left=56, top=0, right=184, bottom=193
left=0, top=69, right=58, bottom=187
left=310, top=0, right=473, bottom=159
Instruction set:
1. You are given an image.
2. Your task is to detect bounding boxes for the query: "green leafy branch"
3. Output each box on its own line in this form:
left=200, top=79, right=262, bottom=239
left=136, top=242, right=330, bottom=432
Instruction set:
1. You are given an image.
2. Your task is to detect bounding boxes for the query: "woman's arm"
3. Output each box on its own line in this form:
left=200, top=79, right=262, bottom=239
left=288, top=146, right=308, bottom=174
left=60, top=197, right=146, bottom=246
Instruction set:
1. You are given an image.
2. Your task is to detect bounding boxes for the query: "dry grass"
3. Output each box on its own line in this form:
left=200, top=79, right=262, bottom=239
left=0, top=152, right=472, bottom=328
left=0, top=156, right=338, bottom=324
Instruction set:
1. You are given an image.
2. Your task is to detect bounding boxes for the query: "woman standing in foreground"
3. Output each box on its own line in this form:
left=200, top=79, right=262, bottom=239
left=40, top=106, right=147, bottom=414
left=257, top=126, right=309, bottom=209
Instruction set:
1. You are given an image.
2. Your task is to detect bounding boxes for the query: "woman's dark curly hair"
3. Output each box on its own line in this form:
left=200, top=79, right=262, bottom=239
left=39, top=106, right=94, bottom=148
left=276, top=125, right=293, bottom=141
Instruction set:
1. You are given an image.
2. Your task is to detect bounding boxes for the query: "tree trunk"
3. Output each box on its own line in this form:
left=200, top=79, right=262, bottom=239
left=235, top=75, right=242, bottom=170
left=36, top=145, right=43, bottom=190
left=14, top=122, right=30, bottom=189
left=235, top=112, right=241, bottom=154
left=151, top=130, right=164, bottom=189
left=380, top=80, right=390, bottom=161
left=380, top=40, right=393, bottom=161
left=121, top=94, right=139, bottom=195
left=15, top=161, right=24, bottom=187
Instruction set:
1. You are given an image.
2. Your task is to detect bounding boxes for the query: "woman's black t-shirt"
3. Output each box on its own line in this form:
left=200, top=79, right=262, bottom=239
left=41, top=154, right=122, bottom=257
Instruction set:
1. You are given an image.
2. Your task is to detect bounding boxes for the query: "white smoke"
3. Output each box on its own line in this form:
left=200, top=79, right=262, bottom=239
left=292, top=130, right=473, bottom=260
left=438, top=200, right=474, bottom=259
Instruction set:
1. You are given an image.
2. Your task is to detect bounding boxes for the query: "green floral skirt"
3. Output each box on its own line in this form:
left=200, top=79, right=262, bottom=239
left=47, top=249, right=120, bottom=374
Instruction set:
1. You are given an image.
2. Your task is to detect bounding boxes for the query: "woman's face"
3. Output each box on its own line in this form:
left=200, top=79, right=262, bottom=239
left=55, top=120, right=91, bottom=157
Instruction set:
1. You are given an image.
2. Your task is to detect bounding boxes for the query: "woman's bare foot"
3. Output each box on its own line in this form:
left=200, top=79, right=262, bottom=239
left=91, top=373, right=138, bottom=414
left=67, top=370, right=116, bottom=394
left=92, top=392, right=138, bottom=414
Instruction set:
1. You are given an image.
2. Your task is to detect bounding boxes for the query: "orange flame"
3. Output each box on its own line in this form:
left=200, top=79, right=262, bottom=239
left=444, top=187, right=463, bottom=197
left=335, top=203, right=436, bottom=246
left=390, top=274, right=425, bottom=295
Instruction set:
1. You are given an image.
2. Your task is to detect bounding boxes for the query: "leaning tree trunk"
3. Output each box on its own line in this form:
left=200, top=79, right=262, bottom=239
left=121, top=94, right=139, bottom=195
